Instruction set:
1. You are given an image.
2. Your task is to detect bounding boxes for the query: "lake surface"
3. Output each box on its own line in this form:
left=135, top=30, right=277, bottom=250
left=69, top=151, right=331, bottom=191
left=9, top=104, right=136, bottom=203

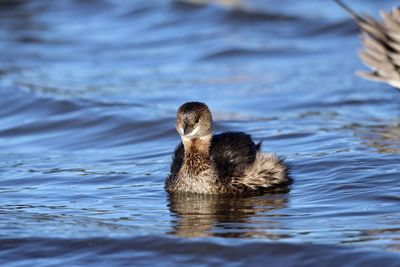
left=0, top=0, right=400, bottom=266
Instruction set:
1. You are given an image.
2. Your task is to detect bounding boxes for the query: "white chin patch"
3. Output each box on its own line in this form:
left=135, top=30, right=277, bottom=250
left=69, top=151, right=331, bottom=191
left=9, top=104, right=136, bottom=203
left=185, top=125, right=200, bottom=138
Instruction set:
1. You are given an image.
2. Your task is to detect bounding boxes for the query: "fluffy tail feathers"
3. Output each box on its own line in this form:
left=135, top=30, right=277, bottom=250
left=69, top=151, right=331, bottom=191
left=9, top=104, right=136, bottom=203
left=231, top=152, right=290, bottom=192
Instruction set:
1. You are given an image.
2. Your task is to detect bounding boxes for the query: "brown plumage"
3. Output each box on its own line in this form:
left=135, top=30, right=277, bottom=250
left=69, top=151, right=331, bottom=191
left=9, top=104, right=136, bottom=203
left=165, top=102, right=290, bottom=195
left=335, top=0, right=400, bottom=90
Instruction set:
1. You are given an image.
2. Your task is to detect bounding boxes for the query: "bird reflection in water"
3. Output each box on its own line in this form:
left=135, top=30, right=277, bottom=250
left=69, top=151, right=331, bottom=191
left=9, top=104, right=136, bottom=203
left=167, top=187, right=291, bottom=238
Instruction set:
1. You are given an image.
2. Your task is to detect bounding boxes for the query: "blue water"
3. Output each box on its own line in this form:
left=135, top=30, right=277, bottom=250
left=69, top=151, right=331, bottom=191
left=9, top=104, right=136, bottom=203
left=0, top=0, right=400, bottom=266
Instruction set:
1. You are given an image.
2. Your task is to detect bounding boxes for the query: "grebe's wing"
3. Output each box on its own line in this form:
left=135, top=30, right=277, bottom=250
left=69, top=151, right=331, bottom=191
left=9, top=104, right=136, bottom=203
left=210, top=132, right=259, bottom=179
left=170, top=143, right=184, bottom=176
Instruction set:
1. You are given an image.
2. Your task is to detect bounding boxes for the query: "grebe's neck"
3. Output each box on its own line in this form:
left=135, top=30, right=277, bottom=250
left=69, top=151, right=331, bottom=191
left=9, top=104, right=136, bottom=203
left=181, top=135, right=211, bottom=156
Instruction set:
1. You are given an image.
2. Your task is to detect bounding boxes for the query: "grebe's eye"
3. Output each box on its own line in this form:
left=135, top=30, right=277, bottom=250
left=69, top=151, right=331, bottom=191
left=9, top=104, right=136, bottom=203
left=195, top=117, right=200, bottom=124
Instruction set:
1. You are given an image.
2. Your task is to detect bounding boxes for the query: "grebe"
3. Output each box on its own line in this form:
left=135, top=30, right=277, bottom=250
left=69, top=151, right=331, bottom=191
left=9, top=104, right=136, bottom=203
left=165, top=102, right=290, bottom=195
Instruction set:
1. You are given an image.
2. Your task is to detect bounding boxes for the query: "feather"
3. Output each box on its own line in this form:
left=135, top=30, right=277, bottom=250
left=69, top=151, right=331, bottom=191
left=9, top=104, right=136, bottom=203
left=335, top=0, right=400, bottom=90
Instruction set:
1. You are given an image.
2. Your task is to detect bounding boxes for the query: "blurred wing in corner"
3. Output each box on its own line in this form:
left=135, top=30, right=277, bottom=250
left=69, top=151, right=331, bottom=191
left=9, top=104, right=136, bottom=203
left=335, top=0, right=400, bottom=90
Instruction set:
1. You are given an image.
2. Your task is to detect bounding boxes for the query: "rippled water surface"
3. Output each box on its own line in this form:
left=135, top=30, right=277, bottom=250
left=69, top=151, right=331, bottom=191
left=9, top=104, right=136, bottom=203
left=1, top=0, right=400, bottom=266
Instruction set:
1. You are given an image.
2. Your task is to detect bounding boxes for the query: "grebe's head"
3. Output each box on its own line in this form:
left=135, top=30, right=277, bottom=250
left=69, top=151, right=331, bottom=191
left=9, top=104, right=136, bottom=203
left=176, top=102, right=212, bottom=139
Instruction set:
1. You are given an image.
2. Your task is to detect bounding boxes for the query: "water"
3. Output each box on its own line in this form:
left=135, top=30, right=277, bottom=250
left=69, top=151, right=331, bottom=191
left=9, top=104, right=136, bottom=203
left=0, top=0, right=400, bottom=266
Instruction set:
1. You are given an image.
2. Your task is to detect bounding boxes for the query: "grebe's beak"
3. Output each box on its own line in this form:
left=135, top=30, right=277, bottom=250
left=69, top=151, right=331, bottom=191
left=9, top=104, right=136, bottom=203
left=183, top=124, right=190, bottom=135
